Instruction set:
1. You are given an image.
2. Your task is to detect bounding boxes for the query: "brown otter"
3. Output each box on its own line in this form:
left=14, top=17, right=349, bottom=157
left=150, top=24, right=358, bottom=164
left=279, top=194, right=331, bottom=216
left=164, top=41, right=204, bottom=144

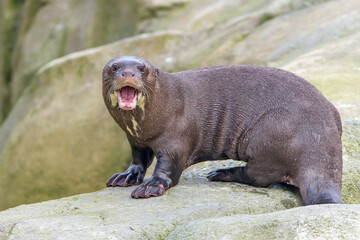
left=102, top=56, right=342, bottom=205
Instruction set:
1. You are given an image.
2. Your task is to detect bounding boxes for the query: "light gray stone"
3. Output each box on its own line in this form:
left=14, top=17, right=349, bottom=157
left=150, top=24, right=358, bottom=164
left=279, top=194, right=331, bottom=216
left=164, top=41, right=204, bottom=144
left=168, top=204, right=360, bottom=240
left=0, top=159, right=359, bottom=239
left=1, top=0, right=359, bottom=216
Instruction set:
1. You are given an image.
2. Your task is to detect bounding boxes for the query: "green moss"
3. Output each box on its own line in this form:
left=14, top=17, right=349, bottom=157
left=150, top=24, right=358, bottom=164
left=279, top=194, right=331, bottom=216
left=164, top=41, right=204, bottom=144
left=91, top=0, right=138, bottom=47
left=158, top=232, right=167, bottom=240
left=2, top=0, right=25, bottom=119
left=259, top=13, right=275, bottom=25
left=20, top=0, right=47, bottom=34
left=0, top=0, right=5, bottom=123
left=341, top=121, right=360, bottom=204
left=58, top=23, right=68, bottom=57
left=309, top=75, right=360, bottom=104
left=0, top=143, right=17, bottom=210
left=342, top=121, right=360, bottom=159
left=190, top=0, right=264, bottom=31
left=342, top=176, right=360, bottom=204
left=71, top=196, right=80, bottom=202
left=77, top=65, right=84, bottom=78
left=184, top=36, right=232, bottom=70
left=7, top=223, right=17, bottom=238
left=137, top=0, right=190, bottom=27
left=280, top=199, right=298, bottom=209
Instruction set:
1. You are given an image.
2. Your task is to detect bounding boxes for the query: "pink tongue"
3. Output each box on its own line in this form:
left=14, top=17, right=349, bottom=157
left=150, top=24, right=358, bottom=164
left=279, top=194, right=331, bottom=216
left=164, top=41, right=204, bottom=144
left=118, top=86, right=137, bottom=110
left=120, top=86, right=136, bottom=100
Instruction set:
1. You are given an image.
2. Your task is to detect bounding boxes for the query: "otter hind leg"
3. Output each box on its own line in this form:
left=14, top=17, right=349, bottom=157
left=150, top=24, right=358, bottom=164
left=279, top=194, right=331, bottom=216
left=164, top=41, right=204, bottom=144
left=207, top=166, right=265, bottom=187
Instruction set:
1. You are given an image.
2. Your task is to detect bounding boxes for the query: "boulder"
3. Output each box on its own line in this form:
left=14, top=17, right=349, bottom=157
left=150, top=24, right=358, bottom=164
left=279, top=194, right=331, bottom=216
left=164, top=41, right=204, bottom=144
left=9, top=0, right=140, bottom=105
left=171, top=0, right=360, bottom=120
left=0, top=31, right=183, bottom=211
left=1, top=0, right=359, bottom=212
left=0, top=159, right=302, bottom=239
left=168, top=204, right=360, bottom=240
left=0, top=155, right=359, bottom=239
left=0, top=0, right=25, bottom=123
left=342, top=120, right=360, bottom=204
left=0, top=0, right=5, bottom=123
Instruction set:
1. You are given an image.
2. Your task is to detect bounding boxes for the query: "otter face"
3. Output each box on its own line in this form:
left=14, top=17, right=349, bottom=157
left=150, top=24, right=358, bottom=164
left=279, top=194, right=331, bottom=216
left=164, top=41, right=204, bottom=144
left=102, top=56, right=154, bottom=111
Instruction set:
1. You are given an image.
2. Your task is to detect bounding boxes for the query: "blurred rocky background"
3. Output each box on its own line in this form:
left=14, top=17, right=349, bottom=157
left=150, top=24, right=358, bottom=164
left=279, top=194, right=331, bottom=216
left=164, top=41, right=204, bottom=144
left=0, top=0, right=359, bottom=221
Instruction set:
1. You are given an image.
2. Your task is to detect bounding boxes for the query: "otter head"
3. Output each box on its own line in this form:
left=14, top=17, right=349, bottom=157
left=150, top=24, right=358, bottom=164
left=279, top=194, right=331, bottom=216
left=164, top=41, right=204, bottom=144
left=102, top=56, right=157, bottom=111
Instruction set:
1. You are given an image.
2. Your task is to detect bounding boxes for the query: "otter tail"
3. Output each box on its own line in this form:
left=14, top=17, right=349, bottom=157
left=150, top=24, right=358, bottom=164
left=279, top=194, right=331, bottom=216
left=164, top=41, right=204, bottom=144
left=298, top=172, right=342, bottom=205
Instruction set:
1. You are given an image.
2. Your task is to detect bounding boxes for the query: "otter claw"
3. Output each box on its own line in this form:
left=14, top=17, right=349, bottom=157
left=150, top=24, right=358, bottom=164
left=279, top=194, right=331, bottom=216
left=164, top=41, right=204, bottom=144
left=106, top=165, right=144, bottom=187
left=131, top=176, right=168, bottom=198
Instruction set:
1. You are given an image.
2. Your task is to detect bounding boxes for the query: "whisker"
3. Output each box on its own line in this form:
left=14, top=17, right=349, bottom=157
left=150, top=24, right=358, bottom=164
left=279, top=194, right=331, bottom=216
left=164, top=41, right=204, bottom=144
left=106, top=85, right=115, bottom=102
left=103, top=78, right=114, bottom=83
left=143, top=85, right=154, bottom=101
left=146, top=85, right=154, bottom=94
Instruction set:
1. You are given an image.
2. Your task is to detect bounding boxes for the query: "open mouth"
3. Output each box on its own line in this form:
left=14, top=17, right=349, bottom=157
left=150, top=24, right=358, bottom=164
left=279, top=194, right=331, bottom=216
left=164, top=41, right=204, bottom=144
left=116, top=86, right=139, bottom=110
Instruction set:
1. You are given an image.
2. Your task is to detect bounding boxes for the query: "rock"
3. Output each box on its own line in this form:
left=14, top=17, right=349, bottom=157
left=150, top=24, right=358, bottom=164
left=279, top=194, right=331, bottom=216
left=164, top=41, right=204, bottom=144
left=167, top=204, right=360, bottom=240
left=0, top=0, right=25, bottom=124
left=143, top=0, right=188, bottom=10
left=229, top=0, right=360, bottom=66
left=140, top=0, right=330, bottom=33
left=0, top=160, right=302, bottom=239
left=0, top=0, right=5, bottom=123
left=1, top=0, right=359, bottom=212
left=281, top=32, right=360, bottom=121
left=342, top=120, right=360, bottom=204
left=171, top=0, right=360, bottom=120
left=0, top=31, right=183, bottom=211
left=9, top=0, right=140, bottom=105
left=0, top=159, right=359, bottom=239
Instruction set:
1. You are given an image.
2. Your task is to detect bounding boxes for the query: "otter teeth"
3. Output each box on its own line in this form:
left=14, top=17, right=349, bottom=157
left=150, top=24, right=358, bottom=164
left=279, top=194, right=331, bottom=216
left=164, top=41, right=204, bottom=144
left=111, top=89, right=143, bottom=110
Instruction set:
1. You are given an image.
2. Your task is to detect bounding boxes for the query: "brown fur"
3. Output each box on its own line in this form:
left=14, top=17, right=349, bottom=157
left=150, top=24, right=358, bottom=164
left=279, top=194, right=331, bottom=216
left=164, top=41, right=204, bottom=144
left=102, top=56, right=342, bottom=205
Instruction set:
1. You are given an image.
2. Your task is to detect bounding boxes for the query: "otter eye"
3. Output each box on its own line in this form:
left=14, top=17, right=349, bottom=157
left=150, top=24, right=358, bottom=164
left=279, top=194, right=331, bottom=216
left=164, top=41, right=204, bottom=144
left=138, top=65, right=146, bottom=73
left=111, top=63, right=120, bottom=72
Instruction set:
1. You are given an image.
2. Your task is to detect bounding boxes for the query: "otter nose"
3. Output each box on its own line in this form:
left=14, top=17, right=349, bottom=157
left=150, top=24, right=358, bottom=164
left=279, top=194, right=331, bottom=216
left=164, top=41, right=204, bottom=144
left=121, top=71, right=136, bottom=78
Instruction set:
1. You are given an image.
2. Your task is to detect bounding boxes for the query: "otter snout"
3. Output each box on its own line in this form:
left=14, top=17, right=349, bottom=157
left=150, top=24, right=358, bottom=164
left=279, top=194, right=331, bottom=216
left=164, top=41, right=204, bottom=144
left=102, top=56, right=153, bottom=111
left=120, top=70, right=136, bottom=78
left=114, top=69, right=142, bottom=90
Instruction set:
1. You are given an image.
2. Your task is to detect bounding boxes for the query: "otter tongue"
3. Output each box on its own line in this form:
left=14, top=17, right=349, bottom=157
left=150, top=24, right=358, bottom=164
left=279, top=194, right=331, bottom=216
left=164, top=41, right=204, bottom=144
left=118, top=86, right=137, bottom=110
left=120, top=86, right=136, bottom=100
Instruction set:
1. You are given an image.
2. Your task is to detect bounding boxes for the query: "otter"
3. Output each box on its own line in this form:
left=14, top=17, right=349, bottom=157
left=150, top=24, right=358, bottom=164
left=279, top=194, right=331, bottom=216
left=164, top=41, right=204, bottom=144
left=102, top=56, right=342, bottom=205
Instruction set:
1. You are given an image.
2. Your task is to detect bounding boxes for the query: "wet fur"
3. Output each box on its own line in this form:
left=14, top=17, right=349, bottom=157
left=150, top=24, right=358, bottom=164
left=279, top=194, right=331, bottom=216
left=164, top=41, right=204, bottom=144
left=102, top=56, right=342, bottom=205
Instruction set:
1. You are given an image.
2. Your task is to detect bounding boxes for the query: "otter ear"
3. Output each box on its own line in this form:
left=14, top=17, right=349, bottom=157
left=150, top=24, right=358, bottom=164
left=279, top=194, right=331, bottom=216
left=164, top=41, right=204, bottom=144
left=154, top=68, right=159, bottom=76
left=138, top=65, right=146, bottom=73
left=138, top=64, right=148, bottom=73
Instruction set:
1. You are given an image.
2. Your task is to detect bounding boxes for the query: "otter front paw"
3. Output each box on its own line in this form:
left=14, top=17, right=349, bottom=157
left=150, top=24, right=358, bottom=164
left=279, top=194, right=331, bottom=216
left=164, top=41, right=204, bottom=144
left=131, top=176, right=169, bottom=198
left=106, top=164, right=145, bottom=187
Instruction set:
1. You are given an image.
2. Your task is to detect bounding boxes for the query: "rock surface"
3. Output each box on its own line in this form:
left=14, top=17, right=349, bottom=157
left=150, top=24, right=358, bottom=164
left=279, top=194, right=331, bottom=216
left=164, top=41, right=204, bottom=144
left=167, top=204, right=360, bottom=240
left=0, top=0, right=359, bottom=212
left=168, top=0, right=360, bottom=120
left=2, top=0, right=140, bottom=108
left=0, top=158, right=359, bottom=239
left=0, top=0, right=4, bottom=123
left=0, top=31, right=183, bottom=210
left=342, top=120, right=360, bottom=204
